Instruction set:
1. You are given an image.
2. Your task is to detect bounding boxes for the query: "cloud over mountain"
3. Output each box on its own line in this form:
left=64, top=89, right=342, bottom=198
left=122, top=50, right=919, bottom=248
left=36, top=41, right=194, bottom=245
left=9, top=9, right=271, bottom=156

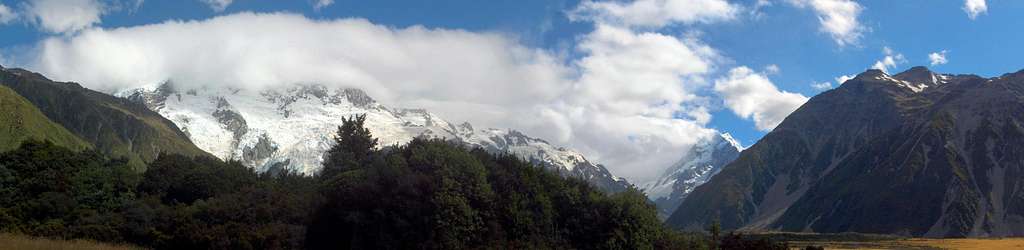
left=714, top=66, right=808, bottom=131
left=19, top=11, right=726, bottom=180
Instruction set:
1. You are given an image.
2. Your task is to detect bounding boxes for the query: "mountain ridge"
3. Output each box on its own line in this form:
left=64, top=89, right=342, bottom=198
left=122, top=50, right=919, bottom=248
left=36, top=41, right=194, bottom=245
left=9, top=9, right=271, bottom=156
left=0, top=84, right=91, bottom=152
left=0, top=66, right=212, bottom=169
left=668, top=66, right=1024, bottom=237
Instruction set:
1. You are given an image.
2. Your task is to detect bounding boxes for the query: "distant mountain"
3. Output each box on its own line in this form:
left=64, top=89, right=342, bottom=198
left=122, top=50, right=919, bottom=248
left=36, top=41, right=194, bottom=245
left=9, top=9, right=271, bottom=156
left=120, top=83, right=631, bottom=192
left=668, top=66, right=1024, bottom=237
left=0, top=66, right=211, bottom=169
left=0, top=85, right=90, bottom=152
left=642, top=133, right=741, bottom=218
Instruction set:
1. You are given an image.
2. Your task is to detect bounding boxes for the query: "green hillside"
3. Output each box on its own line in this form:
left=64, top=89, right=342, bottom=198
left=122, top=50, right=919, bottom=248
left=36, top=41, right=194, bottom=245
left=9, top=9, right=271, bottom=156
left=0, top=66, right=211, bottom=170
left=0, top=85, right=90, bottom=152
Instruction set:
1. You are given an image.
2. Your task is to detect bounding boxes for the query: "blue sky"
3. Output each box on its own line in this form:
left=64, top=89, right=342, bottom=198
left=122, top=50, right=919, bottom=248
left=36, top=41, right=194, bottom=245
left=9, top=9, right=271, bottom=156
left=0, top=0, right=1021, bottom=180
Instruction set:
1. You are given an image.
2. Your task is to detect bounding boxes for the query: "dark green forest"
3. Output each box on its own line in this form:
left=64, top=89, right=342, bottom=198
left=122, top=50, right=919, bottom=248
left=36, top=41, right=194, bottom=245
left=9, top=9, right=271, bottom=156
left=0, top=115, right=781, bottom=249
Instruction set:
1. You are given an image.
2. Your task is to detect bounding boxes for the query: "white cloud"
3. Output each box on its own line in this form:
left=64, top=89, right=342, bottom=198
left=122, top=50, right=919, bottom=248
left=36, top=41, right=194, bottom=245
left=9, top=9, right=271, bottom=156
left=23, top=0, right=106, bottom=34
left=715, top=66, right=809, bottom=131
left=963, top=0, right=987, bottom=20
left=200, top=0, right=232, bottom=12
left=787, top=0, right=864, bottom=46
left=834, top=74, right=854, bottom=85
left=870, top=46, right=905, bottom=73
left=764, top=64, right=780, bottom=74
left=929, top=50, right=948, bottom=66
left=750, top=0, right=773, bottom=18
left=568, top=0, right=739, bottom=28
left=565, top=23, right=722, bottom=178
left=313, top=0, right=333, bottom=10
left=0, top=3, right=16, bottom=24
left=18, top=12, right=730, bottom=181
left=810, top=81, right=832, bottom=91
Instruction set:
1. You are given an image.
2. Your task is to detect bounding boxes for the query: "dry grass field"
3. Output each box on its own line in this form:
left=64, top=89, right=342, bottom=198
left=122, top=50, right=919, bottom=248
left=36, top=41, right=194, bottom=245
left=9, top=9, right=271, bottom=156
left=0, top=234, right=142, bottom=250
left=788, top=237, right=1024, bottom=249
left=895, top=238, right=1024, bottom=250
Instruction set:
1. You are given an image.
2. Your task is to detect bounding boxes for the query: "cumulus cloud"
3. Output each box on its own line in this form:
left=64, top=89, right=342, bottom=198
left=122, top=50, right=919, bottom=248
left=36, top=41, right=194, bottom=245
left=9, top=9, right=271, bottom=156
left=787, top=0, right=864, bottom=46
left=23, top=0, right=106, bottom=34
left=568, top=0, right=739, bottom=28
left=17, top=12, right=731, bottom=181
left=810, top=81, right=831, bottom=91
left=871, top=46, right=905, bottom=73
left=929, top=50, right=948, bottom=66
left=0, top=3, right=16, bottom=24
left=715, top=67, right=809, bottom=131
left=200, top=0, right=232, bottom=12
left=963, top=0, right=986, bottom=19
left=564, top=23, right=722, bottom=178
left=313, top=0, right=334, bottom=10
left=835, top=74, right=854, bottom=85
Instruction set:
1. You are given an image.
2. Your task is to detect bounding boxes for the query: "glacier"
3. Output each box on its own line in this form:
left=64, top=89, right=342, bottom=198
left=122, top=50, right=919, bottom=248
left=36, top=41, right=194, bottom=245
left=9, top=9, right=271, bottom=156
left=118, top=83, right=631, bottom=193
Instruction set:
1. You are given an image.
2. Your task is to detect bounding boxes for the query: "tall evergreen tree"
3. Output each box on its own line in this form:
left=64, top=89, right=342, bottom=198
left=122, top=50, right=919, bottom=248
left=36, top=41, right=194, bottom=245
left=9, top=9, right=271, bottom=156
left=321, top=114, right=378, bottom=178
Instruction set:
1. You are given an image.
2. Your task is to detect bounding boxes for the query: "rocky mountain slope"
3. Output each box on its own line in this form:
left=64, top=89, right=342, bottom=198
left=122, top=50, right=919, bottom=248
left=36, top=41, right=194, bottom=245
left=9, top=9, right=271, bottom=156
left=119, top=83, right=631, bottom=192
left=668, top=66, right=1024, bottom=237
left=642, top=133, right=741, bottom=217
left=0, top=85, right=90, bottom=152
left=0, top=66, right=210, bottom=169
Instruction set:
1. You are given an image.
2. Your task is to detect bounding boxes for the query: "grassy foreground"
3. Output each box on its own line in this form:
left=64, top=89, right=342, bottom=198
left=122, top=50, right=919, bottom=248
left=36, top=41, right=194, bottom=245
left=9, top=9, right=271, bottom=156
left=786, top=237, right=1024, bottom=249
left=740, top=232, right=1024, bottom=249
left=0, top=234, right=142, bottom=250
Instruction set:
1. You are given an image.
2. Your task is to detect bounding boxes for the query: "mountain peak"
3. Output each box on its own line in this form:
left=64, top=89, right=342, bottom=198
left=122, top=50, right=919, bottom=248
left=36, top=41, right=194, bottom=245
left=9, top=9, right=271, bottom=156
left=903, top=65, right=932, bottom=73
left=854, top=68, right=888, bottom=80
left=719, top=132, right=743, bottom=151
left=848, top=66, right=948, bottom=93
left=893, top=66, right=937, bottom=83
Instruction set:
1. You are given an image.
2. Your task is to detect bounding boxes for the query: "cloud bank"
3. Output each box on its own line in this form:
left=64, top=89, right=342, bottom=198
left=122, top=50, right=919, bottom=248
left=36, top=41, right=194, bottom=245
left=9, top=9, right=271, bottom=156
left=15, top=0, right=815, bottom=181
left=19, top=12, right=731, bottom=181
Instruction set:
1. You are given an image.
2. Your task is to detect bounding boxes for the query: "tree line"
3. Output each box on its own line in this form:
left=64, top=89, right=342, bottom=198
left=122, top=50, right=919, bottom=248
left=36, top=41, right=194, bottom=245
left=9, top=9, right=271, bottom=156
left=0, top=114, right=788, bottom=249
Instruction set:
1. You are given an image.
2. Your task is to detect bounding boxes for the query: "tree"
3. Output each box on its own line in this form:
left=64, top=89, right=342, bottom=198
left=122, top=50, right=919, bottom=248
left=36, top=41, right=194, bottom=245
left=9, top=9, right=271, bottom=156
left=321, top=114, right=378, bottom=178
left=709, top=219, right=722, bottom=250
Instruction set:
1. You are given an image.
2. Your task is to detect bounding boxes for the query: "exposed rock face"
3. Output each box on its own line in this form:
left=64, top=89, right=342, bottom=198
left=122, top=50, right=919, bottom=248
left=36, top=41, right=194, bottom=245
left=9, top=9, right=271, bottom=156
left=642, top=133, right=741, bottom=218
left=121, top=83, right=633, bottom=193
left=668, top=66, right=1024, bottom=237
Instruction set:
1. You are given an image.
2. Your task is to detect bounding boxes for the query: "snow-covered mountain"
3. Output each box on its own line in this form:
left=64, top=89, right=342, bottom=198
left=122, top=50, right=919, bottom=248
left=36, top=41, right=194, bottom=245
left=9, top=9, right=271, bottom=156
left=118, top=83, right=631, bottom=193
left=642, top=133, right=742, bottom=217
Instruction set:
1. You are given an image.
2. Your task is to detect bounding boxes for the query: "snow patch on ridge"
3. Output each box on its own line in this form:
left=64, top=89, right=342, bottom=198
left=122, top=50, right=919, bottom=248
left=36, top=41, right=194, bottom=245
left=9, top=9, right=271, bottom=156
left=641, top=133, right=742, bottom=217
